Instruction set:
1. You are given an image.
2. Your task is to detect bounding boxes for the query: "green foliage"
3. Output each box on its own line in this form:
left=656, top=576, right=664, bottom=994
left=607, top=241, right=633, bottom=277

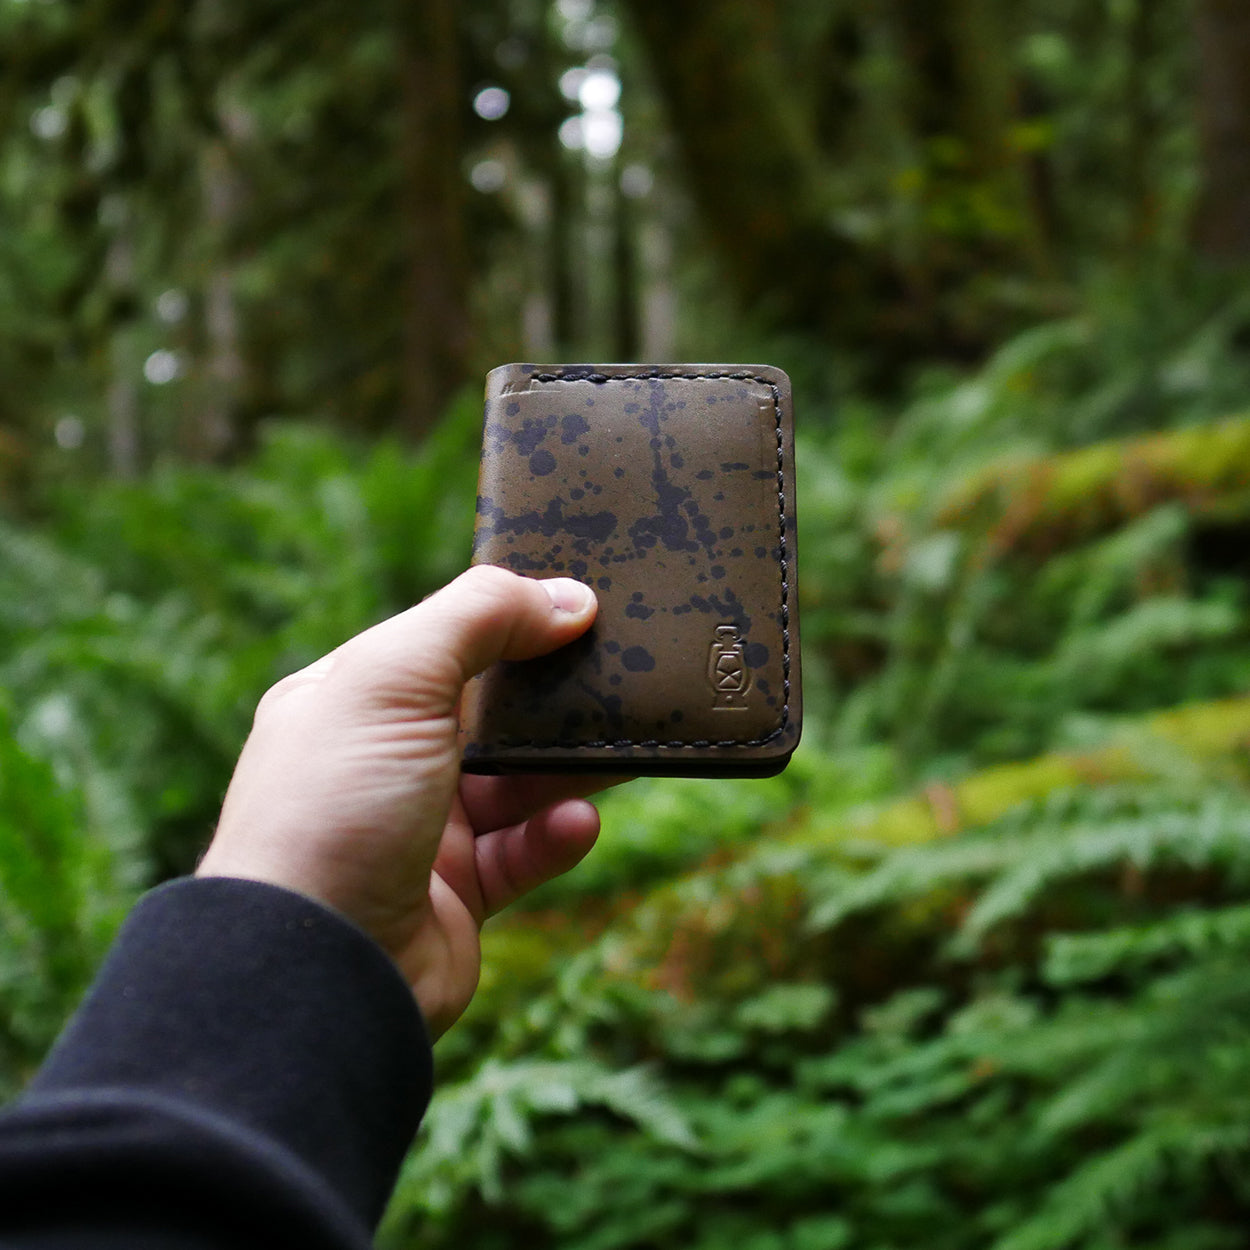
left=0, top=697, right=140, bottom=1096
left=799, top=301, right=1250, bottom=777
left=383, top=763, right=1250, bottom=1250
left=0, top=402, right=479, bottom=873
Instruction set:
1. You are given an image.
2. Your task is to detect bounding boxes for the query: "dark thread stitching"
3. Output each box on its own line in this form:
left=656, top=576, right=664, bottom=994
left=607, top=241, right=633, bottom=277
left=483, top=370, right=792, bottom=753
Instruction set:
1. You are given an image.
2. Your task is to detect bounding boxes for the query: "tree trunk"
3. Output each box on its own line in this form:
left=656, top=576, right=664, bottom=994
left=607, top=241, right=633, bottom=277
left=396, top=0, right=471, bottom=438
left=194, top=138, right=243, bottom=460
left=1193, top=0, right=1250, bottom=260
left=105, top=214, right=141, bottom=479
left=619, top=0, right=860, bottom=333
left=613, top=183, right=640, bottom=362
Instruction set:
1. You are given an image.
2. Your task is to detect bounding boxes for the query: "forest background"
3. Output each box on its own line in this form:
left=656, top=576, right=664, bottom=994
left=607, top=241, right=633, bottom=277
left=4, top=1, right=1250, bottom=1247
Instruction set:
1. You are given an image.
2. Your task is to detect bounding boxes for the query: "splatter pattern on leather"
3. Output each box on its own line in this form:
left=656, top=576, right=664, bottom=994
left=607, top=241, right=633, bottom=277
left=461, top=364, right=801, bottom=776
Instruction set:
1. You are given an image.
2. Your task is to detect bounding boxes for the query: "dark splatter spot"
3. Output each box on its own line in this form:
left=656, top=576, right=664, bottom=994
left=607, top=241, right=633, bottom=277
left=506, top=401, right=520, bottom=416
left=713, top=492, right=725, bottom=502
left=754, top=469, right=775, bottom=480
left=597, top=577, right=612, bottom=590
left=671, top=453, right=684, bottom=469
left=604, top=640, right=621, bottom=654
left=688, top=590, right=752, bottom=633
left=516, top=421, right=549, bottom=455
left=614, top=467, right=625, bottom=478
left=578, top=445, right=590, bottom=457
left=731, top=547, right=743, bottom=558
left=744, top=643, right=770, bottom=668
left=721, top=461, right=750, bottom=472
left=720, top=527, right=734, bottom=540
left=567, top=512, right=617, bottom=541
left=622, top=646, right=656, bottom=673
left=569, top=560, right=588, bottom=577
left=754, top=547, right=767, bottom=558
left=696, top=469, right=714, bottom=481
left=561, top=413, right=590, bottom=444
left=711, top=565, right=726, bottom=579
left=570, top=488, right=585, bottom=500
left=529, top=449, right=556, bottom=475
left=626, top=602, right=655, bottom=620
left=505, top=550, right=552, bottom=571
left=632, top=592, right=644, bottom=601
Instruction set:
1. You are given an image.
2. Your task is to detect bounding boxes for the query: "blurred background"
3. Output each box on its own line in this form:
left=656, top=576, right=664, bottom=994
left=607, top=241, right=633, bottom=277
left=4, top=0, right=1250, bottom=1245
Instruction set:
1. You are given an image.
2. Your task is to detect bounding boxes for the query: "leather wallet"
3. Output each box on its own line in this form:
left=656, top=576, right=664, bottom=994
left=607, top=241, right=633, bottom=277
left=460, top=363, right=801, bottom=777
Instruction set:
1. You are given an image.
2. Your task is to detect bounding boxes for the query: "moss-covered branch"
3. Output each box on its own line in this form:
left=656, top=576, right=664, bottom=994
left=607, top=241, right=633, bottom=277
left=935, top=415, right=1250, bottom=555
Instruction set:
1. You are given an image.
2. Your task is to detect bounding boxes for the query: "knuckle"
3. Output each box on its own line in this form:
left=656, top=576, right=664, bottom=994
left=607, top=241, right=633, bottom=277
left=461, top=563, right=523, bottom=606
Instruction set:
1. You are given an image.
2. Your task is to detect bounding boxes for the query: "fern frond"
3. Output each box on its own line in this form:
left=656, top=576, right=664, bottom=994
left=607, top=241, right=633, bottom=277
left=1045, top=902, right=1250, bottom=985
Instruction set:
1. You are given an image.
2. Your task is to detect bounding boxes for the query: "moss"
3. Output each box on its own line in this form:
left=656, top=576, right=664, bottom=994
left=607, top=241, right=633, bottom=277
left=789, top=694, right=1250, bottom=849
left=933, top=415, right=1250, bottom=555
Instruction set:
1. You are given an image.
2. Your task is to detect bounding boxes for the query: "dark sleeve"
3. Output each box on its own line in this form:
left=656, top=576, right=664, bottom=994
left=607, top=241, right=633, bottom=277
left=0, top=877, right=433, bottom=1250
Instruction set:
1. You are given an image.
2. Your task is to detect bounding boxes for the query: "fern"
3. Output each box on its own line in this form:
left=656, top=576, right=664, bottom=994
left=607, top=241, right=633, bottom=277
left=386, top=1058, right=696, bottom=1226
left=1045, top=902, right=1250, bottom=985
left=806, top=784, right=1250, bottom=940
left=0, top=699, right=142, bottom=1094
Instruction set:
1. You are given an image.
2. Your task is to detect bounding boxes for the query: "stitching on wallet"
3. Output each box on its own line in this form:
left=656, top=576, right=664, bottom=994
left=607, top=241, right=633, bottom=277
left=483, top=370, right=793, bottom=754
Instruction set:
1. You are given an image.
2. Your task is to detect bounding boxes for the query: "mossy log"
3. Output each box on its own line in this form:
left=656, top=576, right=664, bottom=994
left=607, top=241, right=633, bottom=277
left=793, top=694, right=1250, bottom=850
left=934, top=415, right=1250, bottom=556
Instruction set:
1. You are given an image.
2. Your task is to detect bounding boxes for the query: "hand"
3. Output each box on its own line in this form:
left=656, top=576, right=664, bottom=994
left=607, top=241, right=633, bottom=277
left=197, top=566, right=602, bottom=1037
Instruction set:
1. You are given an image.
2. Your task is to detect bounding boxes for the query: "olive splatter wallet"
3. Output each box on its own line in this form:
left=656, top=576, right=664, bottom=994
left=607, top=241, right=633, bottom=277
left=460, top=363, right=801, bottom=777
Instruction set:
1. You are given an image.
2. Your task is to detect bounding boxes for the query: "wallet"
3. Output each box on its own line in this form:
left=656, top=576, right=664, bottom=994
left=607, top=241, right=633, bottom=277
left=460, top=363, right=801, bottom=777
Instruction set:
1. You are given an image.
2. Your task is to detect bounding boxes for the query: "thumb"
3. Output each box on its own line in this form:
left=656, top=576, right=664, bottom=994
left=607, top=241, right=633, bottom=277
left=328, top=565, right=597, bottom=716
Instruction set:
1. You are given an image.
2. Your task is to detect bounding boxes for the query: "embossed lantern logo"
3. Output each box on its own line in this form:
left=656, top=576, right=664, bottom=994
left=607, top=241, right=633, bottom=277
left=708, top=624, right=750, bottom=711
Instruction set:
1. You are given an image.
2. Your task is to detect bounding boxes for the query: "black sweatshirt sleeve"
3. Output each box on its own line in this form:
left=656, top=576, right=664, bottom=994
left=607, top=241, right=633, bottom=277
left=0, top=877, right=434, bottom=1249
